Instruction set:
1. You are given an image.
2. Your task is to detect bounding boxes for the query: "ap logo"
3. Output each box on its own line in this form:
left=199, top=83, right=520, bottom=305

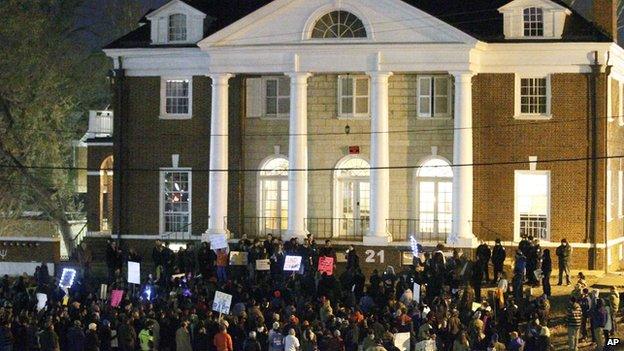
left=606, top=337, right=620, bottom=347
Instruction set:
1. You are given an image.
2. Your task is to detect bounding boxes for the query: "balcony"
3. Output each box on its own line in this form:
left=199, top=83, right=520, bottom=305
left=241, top=217, right=287, bottom=239
left=386, top=219, right=449, bottom=243
left=305, top=218, right=369, bottom=241
left=87, top=110, right=113, bottom=138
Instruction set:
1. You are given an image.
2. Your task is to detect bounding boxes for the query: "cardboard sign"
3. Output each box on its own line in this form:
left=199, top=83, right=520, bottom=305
left=413, top=283, right=421, bottom=304
left=472, top=302, right=482, bottom=312
left=335, top=252, right=347, bottom=263
left=62, top=296, right=69, bottom=306
left=394, top=332, right=411, bottom=351
left=209, top=234, right=228, bottom=250
left=110, top=290, right=124, bottom=307
left=100, top=284, right=108, bottom=300
left=36, top=293, right=47, bottom=311
left=318, top=256, right=334, bottom=275
left=229, top=251, right=248, bottom=266
left=283, top=255, right=302, bottom=271
left=128, top=261, right=141, bottom=285
left=212, top=291, right=233, bottom=315
left=256, top=259, right=270, bottom=271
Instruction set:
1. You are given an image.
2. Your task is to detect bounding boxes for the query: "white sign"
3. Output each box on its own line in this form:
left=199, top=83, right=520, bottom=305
left=212, top=291, right=233, bottom=315
left=283, top=255, right=302, bottom=271
left=209, top=234, right=228, bottom=250
left=36, top=293, right=47, bottom=311
left=100, top=284, right=108, bottom=300
left=413, top=283, right=421, bottom=304
left=256, top=259, right=270, bottom=271
left=128, top=261, right=141, bottom=285
left=394, top=332, right=411, bottom=351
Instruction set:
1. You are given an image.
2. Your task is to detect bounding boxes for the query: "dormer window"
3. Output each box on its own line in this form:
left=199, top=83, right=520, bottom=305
left=311, top=11, right=367, bottom=39
left=168, top=14, right=187, bottom=42
left=523, top=7, right=544, bottom=37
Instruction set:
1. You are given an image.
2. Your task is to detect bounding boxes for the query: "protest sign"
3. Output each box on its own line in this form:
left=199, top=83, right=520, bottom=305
left=283, top=255, right=302, bottom=271
left=209, top=234, right=228, bottom=250
left=110, top=290, right=124, bottom=307
left=36, top=293, right=47, bottom=311
left=394, top=332, right=411, bottom=351
left=229, top=251, right=248, bottom=266
left=472, top=302, right=481, bottom=312
left=128, top=261, right=141, bottom=285
left=318, top=256, right=334, bottom=275
left=413, top=283, right=421, bottom=304
left=256, top=259, right=270, bottom=271
left=212, top=291, right=233, bottom=314
left=100, top=284, right=108, bottom=300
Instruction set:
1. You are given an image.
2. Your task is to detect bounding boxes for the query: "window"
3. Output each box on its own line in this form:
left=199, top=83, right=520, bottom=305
left=334, top=156, right=370, bottom=238
left=516, top=75, right=550, bottom=118
left=515, top=171, right=550, bottom=240
left=608, top=169, right=613, bottom=221
left=168, top=14, right=187, bottom=42
left=258, top=157, right=289, bottom=235
left=161, top=78, right=192, bottom=118
left=311, top=11, right=367, bottom=39
left=523, top=8, right=544, bottom=37
left=265, top=77, right=290, bottom=118
left=161, top=170, right=191, bottom=234
left=418, top=76, right=452, bottom=118
left=338, top=76, right=369, bottom=118
left=415, top=158, right=453, bottom=239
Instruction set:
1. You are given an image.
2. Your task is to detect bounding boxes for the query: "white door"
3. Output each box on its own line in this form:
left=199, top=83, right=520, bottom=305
left=341, top=180, right=370, bottom=236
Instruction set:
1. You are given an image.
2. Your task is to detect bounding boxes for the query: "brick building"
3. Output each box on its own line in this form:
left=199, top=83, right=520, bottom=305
left=86, top=0, right=624, bottom=270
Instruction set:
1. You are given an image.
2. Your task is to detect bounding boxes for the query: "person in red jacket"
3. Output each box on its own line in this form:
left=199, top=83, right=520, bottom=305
left=213, top=324, right=233, bottom=351
left=216, top=249, right=229, bottom=282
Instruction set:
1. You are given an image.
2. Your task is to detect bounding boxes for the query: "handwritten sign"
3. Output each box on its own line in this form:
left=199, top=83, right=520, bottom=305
left=212, top=291, right=233, bottom=315
left=413, top=283, right=421, bottom=304
left=36, top=293, right=47, bottom=311
left=318, top=256, right=334, bottom=275
left=394, top=332, right=411, bottom=351
left=229, top=251, right=248, bottom=266
left=283, top=255, right=302, bottom=271
left=209, top=234, right=228, bottom=250
left=256, top=259, right=270, bottom=271
left=110, top=290, right=124, bottom=307
left=100, top=284, right=108, bottom=300
left=128, top=261, right=141, bottom=285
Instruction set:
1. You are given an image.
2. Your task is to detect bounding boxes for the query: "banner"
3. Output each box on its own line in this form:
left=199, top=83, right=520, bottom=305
left=394, top=332, right=411, bottom=351
left=212, top=291, right=233, bottom=315
left=413, top=283, right=421, bottom=304
left=36, top=293, right=47, bottom=311
left=100, top=284, right=108, bottom=300
left=229, top=251, right=248, bottom=266
left=283, top=255, right=302, bottom=271
left=128, top=261, right=141, bottom=285
left=256, top=259, right=270, bottom=271
left=209, top=234, right=228, bottom=250
left=110, top=290, right=124, bottom=307
left=318, top=256, right=334, bottom=275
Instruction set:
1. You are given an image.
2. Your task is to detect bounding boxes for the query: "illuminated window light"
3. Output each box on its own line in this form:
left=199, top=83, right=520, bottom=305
left=59, top=268, right=77, bottom=289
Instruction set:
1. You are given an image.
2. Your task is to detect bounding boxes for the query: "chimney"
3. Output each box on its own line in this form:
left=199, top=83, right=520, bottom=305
left=593, top=0, right=618, bottom=41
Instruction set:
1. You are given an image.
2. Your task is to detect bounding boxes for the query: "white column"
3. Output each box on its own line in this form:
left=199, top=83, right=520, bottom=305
left=205, top=73, right=233, bottom=239
left=365, top=71, right=393, bottom=246
left=450, top=72, right=477, bottom=247
left=286, top=72, right=311, bottom=241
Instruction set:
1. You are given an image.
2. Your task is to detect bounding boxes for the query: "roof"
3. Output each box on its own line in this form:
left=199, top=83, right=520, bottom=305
left=104, top=0, right=612, bottom=49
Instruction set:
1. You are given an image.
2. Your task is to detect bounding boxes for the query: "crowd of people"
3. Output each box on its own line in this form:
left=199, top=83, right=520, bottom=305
left=0, top=234, right=621, bottom=351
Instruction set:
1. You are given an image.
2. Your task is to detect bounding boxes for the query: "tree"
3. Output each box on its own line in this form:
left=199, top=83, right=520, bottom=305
left=0, top=0, right=141, bottom=252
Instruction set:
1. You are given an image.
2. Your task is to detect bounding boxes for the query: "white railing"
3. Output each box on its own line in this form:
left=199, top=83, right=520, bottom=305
left=88, top=110, right=113, bottom=136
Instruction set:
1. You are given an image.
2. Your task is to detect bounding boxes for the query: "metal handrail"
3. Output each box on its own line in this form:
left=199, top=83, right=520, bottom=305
left=304, top=218, right=369, bottom=240
left=386, top=218, right=449, bottom=242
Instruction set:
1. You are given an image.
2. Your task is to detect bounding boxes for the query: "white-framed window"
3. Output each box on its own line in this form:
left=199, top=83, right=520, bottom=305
left=168, top=14, right=187, bottom=42
left=311, top=11, right=367, bottom=39
left=258, top=156, right=289, bottom=235
left=618, top=169, right=623, bottom=218
left=160, top=169, right=192, bottom=235
left=523, top=7, right=544, bottom=37
left=608, top=169, right=613, bottom=222
left=415, top=157, right=453, bottom=239
left=265, top=77, right=290, bottom=118
left=160, top=78, right=192, bottom=119
left=338, top=75, right=370, bottom=118
left=515, top=75, right=551, bottom=119
left=417, top=75, right=452, bottom=118
left=515, top=170, right=550, bottom=241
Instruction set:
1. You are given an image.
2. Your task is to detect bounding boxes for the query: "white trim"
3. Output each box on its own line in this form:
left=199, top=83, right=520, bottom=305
left=619, top=81, right=624, bottom=126
left=87, top=171, right=103, bottom=176
left=607, top=168, right=613, bottom=222
left=332, top=155, right=371, bottom=237
left=159, top=167, right=193, bottom=236
left=256, top=154, right=289, bottom=225
left=608, top=77, right=615, bottom=122
left=262, top=76, right=291, bottom=119
left=160, top=77, right=193, bottom=119
left=86, top=142, right=113, bottom=146
left=618, top=169, right=623, bottom=218
left=514, top=170, right=551, bottom=242
left=337, top=75, right=370, bottom=119
left=514, top=73, right=552, bottom=120
left=145, top=0, right=206, bottom=20
left=0, top=236, right=60, bottom=242
left=413, top=156, right=454, bottom=238
left=416, top=75, right=453, bottom=119
left=302, top=4, right=374, bottom=41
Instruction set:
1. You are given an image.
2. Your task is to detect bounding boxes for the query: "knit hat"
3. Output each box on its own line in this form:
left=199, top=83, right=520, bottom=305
left=273, top=322, right=280, bottom=330
left=88, top=323, right=97, bottom=331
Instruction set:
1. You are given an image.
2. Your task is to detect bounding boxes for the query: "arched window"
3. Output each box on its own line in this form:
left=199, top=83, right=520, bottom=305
left=168, top=13, right=187, bottom=42
left=334, top=156, right=370, bottom=238
left=523, top=7, right=544, bottom=37
left=311, top=11, right=367, bottom=39
left=99, top=156, right=114, bottom=232
left=258, top=157, right=289, bottom=235
left=415, top=158, right=453, bottom=239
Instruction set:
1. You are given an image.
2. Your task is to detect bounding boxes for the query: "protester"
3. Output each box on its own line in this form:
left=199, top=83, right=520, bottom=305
left=556, top=239, right=572, bottom=286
